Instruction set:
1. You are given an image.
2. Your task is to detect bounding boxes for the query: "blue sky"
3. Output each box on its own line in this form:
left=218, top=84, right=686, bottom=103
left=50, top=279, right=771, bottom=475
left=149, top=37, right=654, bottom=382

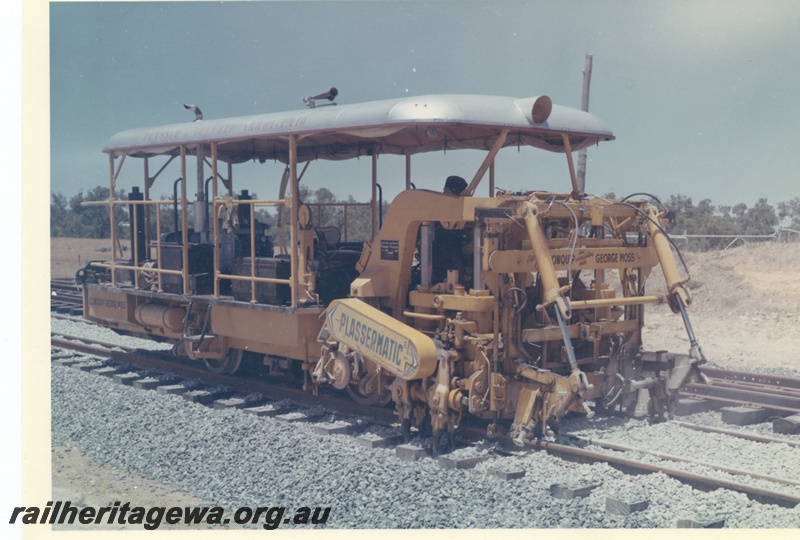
left=49, top=1, right=800, bottom=207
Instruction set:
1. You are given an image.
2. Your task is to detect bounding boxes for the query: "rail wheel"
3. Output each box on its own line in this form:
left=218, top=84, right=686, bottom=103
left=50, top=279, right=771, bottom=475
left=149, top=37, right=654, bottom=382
left=203, top=348, right=243, bottom=375
left=346, top=375, right=392, bottom=406
left=329, top=351, right=352, bottom=390
left=171, top=341, right=188, bottom=358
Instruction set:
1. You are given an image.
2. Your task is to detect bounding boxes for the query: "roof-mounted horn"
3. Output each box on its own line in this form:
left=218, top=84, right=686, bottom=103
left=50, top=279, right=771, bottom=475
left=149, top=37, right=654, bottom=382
left=304, top=87, right=339, bottom=109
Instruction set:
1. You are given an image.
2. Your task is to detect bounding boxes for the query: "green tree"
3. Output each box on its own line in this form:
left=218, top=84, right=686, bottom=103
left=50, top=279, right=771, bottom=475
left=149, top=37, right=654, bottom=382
left=50, top=192, right=69, bottom=237
left=777, top=197, right=800, bottom=230
left=742, top=198, right=778, bottom=235
left=663, top=194, right=777, bottom=251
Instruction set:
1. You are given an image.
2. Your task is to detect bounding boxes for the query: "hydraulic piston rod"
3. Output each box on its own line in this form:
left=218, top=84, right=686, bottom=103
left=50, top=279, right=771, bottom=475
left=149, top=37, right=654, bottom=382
left=646, top=206, right=690, bottom=311
left=677, top=295, right=707, bottom=363
left=521, top=203, right=570, bottom=318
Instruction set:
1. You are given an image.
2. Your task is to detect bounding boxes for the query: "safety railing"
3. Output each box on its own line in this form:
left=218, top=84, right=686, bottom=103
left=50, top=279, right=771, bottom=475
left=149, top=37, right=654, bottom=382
left=82, top=198, right=184, bottom=292
left=84, top=195, right=296, bottom=302
left=211, top=197, right=291, bottom=303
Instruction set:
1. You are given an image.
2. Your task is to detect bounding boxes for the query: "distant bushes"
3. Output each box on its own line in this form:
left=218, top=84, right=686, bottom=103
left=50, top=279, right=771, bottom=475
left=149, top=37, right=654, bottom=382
left=661, top=195, right=799, bottom=251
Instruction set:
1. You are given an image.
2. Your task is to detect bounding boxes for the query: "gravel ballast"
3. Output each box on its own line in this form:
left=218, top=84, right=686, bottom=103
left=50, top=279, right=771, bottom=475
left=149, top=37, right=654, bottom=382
left=50, top=317, right=800, bottom=528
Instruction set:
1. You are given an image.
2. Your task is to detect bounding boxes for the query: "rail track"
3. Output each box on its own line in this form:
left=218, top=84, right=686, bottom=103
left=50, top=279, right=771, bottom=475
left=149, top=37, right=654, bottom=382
left=681, top=366, right=800, bottom=416
left=51, top=327, right=800, bottom=510
left=50, top=278, right=83, bottom=315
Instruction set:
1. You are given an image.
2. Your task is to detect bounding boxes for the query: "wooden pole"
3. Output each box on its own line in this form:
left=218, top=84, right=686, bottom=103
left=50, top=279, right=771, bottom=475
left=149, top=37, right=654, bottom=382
left=405, top=155, right=411, bottom=190
left=576, top=54, right=593, bottom=194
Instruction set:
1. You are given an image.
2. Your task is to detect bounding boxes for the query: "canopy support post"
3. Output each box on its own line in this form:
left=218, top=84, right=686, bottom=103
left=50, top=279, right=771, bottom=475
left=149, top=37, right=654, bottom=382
left=465, top=129, right=508, bottom=196
left=143, top=158, right=151, bottom=260
left=180, top=145, right=189, bottom=295
left=372, top=151, right=378, bottom=236
left=289, top=134, right=299, bottom=308
left=212, top=142, right=221, bottom=298
left=108, top=154, right=117, bottom=285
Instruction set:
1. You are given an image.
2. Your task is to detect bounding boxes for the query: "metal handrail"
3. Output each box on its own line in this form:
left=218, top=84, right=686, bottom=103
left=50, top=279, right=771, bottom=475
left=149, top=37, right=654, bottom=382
left=83, top=198, right=177, bottom=291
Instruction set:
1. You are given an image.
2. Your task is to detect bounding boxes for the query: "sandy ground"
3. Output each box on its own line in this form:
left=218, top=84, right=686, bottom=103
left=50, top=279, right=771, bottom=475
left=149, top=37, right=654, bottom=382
left=50, top=446, right=202, bottom=530
left=642, top=241, right=800, bottom=372
left=48, top=236, right=800, bottom=523
left=51, top=236, right=127, bottom=279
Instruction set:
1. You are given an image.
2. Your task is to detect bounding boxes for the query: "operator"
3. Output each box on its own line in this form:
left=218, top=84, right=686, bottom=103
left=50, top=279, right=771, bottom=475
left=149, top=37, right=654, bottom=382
left=442, top=175, right=468, bottom=197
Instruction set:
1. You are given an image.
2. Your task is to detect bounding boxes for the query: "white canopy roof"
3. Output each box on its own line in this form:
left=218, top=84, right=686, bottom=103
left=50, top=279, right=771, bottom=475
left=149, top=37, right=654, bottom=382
left=103, top=94, right=614, bottom=163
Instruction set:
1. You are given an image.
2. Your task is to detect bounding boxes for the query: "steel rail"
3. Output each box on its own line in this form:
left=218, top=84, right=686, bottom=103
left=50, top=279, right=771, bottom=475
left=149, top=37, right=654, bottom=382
left=707, top=379, right=800, bottom=394
left=684, top=381, right=800, bottom=409
left=527, top=439, right=800, bottom=508
left=567, top=434, right=800, bottom=488
left=51, top=334, right=138, bottom=353
left=673, top=421, right=800, bottom=449
left=700, top=366, right=800, bottom=391
left=681, top=384, right=800, bottom=415
left=51, top=278, right=81, bottom=290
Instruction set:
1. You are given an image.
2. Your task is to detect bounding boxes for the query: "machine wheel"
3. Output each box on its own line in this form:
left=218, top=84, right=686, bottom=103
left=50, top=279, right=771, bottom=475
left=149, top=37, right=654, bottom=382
left=330, top=352, right=351, bottom=390
left=346, top=376, right=391, bottom=406
left=171, top=341, right=188, bottom=358
left=203, top=348, right=243, bottom=375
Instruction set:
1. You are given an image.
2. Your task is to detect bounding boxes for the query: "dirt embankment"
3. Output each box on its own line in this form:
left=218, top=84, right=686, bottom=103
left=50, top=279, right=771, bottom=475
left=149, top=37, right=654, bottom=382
left=643, top=241, right=800, bottom=371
